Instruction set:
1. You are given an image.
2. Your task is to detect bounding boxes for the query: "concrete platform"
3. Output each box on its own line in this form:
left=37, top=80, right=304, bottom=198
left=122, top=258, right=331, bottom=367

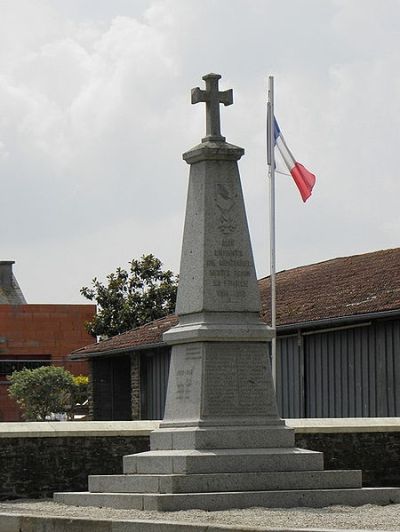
left=89, top=470, right=361, bottom=494
left=54, top=487, right=400, bottom=512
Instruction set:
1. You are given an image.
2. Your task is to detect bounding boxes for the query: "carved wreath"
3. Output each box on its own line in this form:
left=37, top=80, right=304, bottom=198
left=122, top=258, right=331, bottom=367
left=215, top=184, right=237, bottom=234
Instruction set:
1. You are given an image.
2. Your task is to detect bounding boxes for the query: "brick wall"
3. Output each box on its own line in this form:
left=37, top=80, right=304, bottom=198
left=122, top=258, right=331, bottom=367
left=0, top=304, right=95, bottom=421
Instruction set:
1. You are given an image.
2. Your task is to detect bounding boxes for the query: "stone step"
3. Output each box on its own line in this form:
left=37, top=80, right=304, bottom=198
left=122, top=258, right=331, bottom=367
left=123, top=448, right=324, bottom=475
left=54, top=487, right=400, bottom=512
left=54, top=492, right=144, bottom=510
left=89, top=469, right=362, bottom=494
left=150, top=425, right=295, bottom=450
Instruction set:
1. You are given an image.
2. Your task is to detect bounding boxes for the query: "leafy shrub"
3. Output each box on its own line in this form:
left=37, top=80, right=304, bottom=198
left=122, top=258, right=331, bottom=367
left=8, top=366, right=76, bottom=421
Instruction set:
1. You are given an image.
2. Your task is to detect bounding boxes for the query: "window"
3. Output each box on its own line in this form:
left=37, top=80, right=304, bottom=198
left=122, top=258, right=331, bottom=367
left=0, top=356, right=51, bottom=383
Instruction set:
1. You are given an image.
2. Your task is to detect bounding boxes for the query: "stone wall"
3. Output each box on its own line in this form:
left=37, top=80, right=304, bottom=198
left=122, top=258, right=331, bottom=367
left=130, top=353, right=141, bottom=419
left=0, top=421, right=158, bottom=501
left=296, top=431, right=400, bottom=487
left=292, top=418, right=400, bottom=487
left=87, top=360, right=94, bottom=421
left=1, top=436, right=149, bottom=500
left=1, top=419, right=400, bottom=500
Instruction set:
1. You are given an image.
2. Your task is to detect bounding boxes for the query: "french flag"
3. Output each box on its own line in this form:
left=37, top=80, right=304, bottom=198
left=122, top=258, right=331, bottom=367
left=274, top=118, right=316, bottom=202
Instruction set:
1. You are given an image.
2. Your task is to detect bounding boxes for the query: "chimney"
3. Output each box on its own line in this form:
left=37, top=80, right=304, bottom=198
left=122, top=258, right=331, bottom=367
left=0, top=261, right=14, bottom=288
left=0, top=261, right=27, bottom=304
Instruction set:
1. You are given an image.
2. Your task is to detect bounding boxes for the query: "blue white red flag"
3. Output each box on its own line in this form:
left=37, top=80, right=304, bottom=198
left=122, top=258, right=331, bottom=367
left=274, top=118, right=316, bottom=202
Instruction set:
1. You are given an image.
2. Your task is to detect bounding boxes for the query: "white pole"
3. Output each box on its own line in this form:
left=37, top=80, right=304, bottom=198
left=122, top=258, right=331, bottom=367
left=267, top=76, right=277, bottom=387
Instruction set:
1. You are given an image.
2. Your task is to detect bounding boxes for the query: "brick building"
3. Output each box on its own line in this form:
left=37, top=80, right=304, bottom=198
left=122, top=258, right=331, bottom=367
left=0, top=261, right=95, bottom=421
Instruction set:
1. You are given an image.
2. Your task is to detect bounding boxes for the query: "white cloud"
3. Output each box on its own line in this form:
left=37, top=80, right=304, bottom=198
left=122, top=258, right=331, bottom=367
left=1, top=0, right=400, bottom=302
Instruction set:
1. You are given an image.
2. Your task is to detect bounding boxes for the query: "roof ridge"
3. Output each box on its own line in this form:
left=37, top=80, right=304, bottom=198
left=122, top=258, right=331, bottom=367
left=73, top=313, right=178, bottom=354
left=258, top=247, right=400, bottom=282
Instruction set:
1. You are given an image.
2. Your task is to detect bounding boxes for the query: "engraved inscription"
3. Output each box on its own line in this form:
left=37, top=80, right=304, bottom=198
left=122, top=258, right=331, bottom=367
left=175, top=345, right=202, bottom=402
left=203, top=344, right=272, bottom=417
left=206, top=236, right=252, bottom=303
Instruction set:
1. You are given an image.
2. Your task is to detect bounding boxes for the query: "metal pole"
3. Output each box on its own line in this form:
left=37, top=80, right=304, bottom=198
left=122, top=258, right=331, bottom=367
left=267, top=75, right=277, bottom=387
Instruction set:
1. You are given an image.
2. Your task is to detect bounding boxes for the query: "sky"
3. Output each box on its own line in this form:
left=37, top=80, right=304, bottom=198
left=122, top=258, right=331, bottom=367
left=1, top=0, right=400, bottom=304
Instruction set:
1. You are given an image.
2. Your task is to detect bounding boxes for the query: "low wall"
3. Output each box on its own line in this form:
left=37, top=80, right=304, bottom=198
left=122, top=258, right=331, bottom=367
left=0, top=421, right=158, bottom=501
left=1, top=418, right=400, bottom=500
left=291, top=418, right=400, bottom=488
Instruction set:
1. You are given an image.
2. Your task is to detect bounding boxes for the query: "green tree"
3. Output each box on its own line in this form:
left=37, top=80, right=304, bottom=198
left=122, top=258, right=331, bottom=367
left=7, top=366, right=76, bottom=421
left=80, top=254, right=178, bottom=337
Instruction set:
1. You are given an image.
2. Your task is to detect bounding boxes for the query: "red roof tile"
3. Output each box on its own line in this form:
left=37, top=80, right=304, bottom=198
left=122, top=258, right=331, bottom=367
left=72, top=314, right=178, bottom=357
left=73, top=248, right=400, bottom=357
left=260, top=248, right=400, bottom=326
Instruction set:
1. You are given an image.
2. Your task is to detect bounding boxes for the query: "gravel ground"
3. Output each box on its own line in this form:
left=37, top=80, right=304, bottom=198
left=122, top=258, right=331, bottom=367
left=0, top=500, right=399, bottom=530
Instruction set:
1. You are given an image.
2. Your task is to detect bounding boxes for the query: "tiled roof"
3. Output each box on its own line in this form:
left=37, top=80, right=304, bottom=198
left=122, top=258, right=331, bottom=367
left=260, top=248, right=400, bottom=327
left=73, top=248, right=400, bottom=358
left=72, top=314, right=178, bottom=357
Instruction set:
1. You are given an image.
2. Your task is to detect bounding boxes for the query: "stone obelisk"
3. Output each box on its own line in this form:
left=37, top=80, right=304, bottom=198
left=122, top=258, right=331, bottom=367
left=55, top=74, right=400, bottom=512
left=155, top=72, right=290, bottom=446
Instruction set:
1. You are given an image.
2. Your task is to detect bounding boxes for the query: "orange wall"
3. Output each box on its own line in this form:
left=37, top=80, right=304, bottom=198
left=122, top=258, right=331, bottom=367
left=0, top=304, right=96, bottom=421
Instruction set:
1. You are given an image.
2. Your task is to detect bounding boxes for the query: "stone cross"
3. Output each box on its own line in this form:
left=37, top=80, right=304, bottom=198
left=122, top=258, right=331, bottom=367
left=191, top=73, right=233, bottom=142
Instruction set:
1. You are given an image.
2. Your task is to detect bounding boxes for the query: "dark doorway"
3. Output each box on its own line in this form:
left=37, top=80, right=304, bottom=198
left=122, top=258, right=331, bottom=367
left=141, top=348, right=170, bottom=420
left=92, top=356, right=131, bottom=420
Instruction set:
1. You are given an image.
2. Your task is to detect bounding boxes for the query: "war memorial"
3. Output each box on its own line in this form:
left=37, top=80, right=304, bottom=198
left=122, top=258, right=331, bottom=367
left=54, top=74, right=400, bottom=512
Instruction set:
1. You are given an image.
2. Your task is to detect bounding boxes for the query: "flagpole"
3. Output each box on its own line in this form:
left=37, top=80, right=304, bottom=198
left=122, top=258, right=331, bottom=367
left=267, top=75, right=277, bottom=387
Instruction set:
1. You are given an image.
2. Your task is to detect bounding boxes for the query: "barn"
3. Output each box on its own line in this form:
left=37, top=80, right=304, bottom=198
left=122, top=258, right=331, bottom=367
left=70, top=248, right=400, bottom=420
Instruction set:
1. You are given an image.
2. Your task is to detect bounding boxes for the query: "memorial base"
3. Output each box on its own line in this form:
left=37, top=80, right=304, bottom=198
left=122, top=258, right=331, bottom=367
left=53, top=425, right=400, bottom=511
